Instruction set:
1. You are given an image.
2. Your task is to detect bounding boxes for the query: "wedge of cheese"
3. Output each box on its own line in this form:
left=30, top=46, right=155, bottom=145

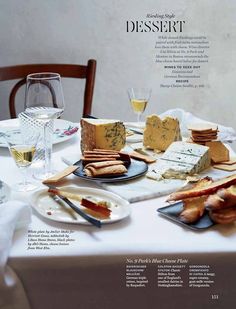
left=80, top=118, right=126, bottom=153
left=143, top=115, right=181, bottom=151
left=159, top=141, right=211, bottom=179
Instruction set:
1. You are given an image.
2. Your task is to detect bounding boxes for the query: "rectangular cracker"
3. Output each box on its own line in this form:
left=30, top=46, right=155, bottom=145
left=188, top=123, right=218, bottom=132
left=130, top=151, right=156, bottom=164
left=92, top=149, right=119, bottom=154
left=205, top=141, right=230, bottom=163
left=219, top=158, right=236, bottom=165
left=85, top=160, right=124, bottom=169
left=83, top=154, right=120, bottom=158
left=213, top=163, right=236, bottom=171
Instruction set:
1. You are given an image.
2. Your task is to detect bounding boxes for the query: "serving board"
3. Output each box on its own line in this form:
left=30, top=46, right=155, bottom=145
left=62, top=146, right=236, bottom=203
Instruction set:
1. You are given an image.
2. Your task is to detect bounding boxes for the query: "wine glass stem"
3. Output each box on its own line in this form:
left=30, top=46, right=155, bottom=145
left=137, top=113, right=141, bottom=125
left=21, top=167, right=28, bottom=187
left=43, top=122, right=52, bottom=176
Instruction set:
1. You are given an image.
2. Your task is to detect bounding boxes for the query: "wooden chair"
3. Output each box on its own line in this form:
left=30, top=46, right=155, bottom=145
left=0, top=59, right=97, bottom=118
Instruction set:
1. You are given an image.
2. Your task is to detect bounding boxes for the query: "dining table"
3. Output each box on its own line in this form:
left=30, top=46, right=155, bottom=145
left=1, top=116, right=236, bottom=309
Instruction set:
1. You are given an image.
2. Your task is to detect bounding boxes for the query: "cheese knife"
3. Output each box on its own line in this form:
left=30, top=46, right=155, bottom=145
left=127, top=128, right=143, bottom=135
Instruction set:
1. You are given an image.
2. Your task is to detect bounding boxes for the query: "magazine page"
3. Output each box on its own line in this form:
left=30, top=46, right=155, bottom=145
left=0, top=1, right=236, bottom=309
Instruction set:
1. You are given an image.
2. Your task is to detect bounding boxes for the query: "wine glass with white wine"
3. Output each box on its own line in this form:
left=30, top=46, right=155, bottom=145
left=24, top=73, right=65, bottom=180
left=127, top=88, right=151, bottom=127
left=4, top=130, right=39, bottom=192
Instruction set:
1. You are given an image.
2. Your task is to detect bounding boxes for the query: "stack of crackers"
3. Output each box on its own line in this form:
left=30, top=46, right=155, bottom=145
left=81, top=149, right=130, bottom=177
left=188, top=123, right=218, bottom=145
left=188, top=123, right=236, bottom=171
left=82, top=149, right=123, bottom=165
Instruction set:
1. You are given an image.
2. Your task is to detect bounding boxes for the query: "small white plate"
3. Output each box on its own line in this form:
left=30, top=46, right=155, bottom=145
left=0, top=180, right=11, bottom=204
left=125, top=122, right=144, bottom=143
left=30, top=186, right=131, bottom=225
left=126, top=133, right=143, bottom=143
left=0, top=119, right=78, bottom=147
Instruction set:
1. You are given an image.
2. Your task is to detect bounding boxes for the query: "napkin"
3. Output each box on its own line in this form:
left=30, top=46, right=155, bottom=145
left=0, top=201, right=31, bottom=309
left=160, top=108, right=236, bottom=142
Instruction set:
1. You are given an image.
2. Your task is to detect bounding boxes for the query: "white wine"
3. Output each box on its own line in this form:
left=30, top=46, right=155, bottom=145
left=25, top=107, right=63, bottom=121
left=130, top=99, right=148, bottom=113
left=10, top=145, right=36, bottom=167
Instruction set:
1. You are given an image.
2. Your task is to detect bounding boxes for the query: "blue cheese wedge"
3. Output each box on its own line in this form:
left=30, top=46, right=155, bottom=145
left=143, top=115, right=182, bottom=151
left=80, top=118, right=126, bottom=152
left=159, top=141, right=211, bottom=179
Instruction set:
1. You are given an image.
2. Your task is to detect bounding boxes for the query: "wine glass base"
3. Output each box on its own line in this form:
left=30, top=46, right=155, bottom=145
left=33, top=170, right=58, bottom=181
left=13, top=182, right=38, bottom=192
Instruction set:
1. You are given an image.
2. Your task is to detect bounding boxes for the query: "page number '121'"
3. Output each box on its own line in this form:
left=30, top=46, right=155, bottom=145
left=211, top=295, right=219, bottom=300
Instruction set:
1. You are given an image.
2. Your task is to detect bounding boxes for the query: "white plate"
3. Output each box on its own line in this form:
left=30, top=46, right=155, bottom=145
left=126, top=133, right=143, bottom=143
left=125, top=122, right=144, bottom=143
left=0, top=119, right=78, bottom=147
left=0, top=180, right=11, bottom=204
left=30, top=186, right=131, bottom=225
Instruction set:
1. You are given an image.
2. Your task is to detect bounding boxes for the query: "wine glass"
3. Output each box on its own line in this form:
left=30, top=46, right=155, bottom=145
left=4, top=130, right=39, bottom=192
left=24, top=73, right=65, bottom=180
left=127, top=88, right=151, bottom=126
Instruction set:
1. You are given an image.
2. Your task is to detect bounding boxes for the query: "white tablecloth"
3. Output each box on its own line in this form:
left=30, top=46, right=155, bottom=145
left=0, top=119, right=236, bottom=309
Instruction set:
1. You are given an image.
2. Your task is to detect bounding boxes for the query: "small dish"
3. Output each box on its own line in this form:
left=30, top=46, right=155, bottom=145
left=157, top=201, right=215, bottom=230
left=0, top=119, right=78, bottom=147
left=30, top=186, right=131, bottom=225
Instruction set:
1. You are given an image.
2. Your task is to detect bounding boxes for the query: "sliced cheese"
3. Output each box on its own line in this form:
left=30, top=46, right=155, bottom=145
left=159, top=141, right=211, bottom=179
left=80, top=118, right=126, bottom=153
left=143, top=115, right=182, bottom=151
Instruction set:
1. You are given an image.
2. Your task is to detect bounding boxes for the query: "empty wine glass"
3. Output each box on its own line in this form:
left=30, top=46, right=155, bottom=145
left=127, top=88, right=151, bottom=126
left=24, top=73, right=65, bottom=180
left=4, top=130, right=39, bottom=192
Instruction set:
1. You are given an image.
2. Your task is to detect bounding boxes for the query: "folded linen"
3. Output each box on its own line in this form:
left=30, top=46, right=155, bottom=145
left=0, top=201, right=31, bottom=309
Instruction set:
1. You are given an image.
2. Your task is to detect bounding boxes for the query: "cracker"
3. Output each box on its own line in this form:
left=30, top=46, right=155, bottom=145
left=85, top=164, right=127, bottom=177
left=85, top=160, right=124, bottom=169
left=192, top=133, right=218, bottom=138
left=188, top=123, right=218, bottom=132
left=83, top=154, right=120, bottom=158
left=205, top=141, right=229, bottom=163
left=213, top=163, right=236, bottom=171
left=191, top=129, right=218, bottom=135
left=84, top=151, right=119, bottom=155
left=92, top=149, right=119, bottom=154
left=43, top=166, right=78, bottom=184
left=130, top=151, right=156, bottom=164
left=192, top=137, right=217, bottom=142
left=81, top=157, right=117, bottom=165
left=218, top=158, right=236, bottom=165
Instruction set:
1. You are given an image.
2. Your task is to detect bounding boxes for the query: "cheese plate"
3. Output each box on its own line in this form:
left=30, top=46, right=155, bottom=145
left=157, top=202, right=215, bottom=230
left=30, top=186, right=131, bottom=225
left=73, top=159, right=148, bottom=182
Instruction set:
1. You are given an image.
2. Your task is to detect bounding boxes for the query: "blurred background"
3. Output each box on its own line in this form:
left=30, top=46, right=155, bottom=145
left=0, top=0, right=235, bottom=132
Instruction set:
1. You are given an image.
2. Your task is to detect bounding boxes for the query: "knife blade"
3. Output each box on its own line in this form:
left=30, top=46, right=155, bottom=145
left=127, top=128, right=143, bottom=135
